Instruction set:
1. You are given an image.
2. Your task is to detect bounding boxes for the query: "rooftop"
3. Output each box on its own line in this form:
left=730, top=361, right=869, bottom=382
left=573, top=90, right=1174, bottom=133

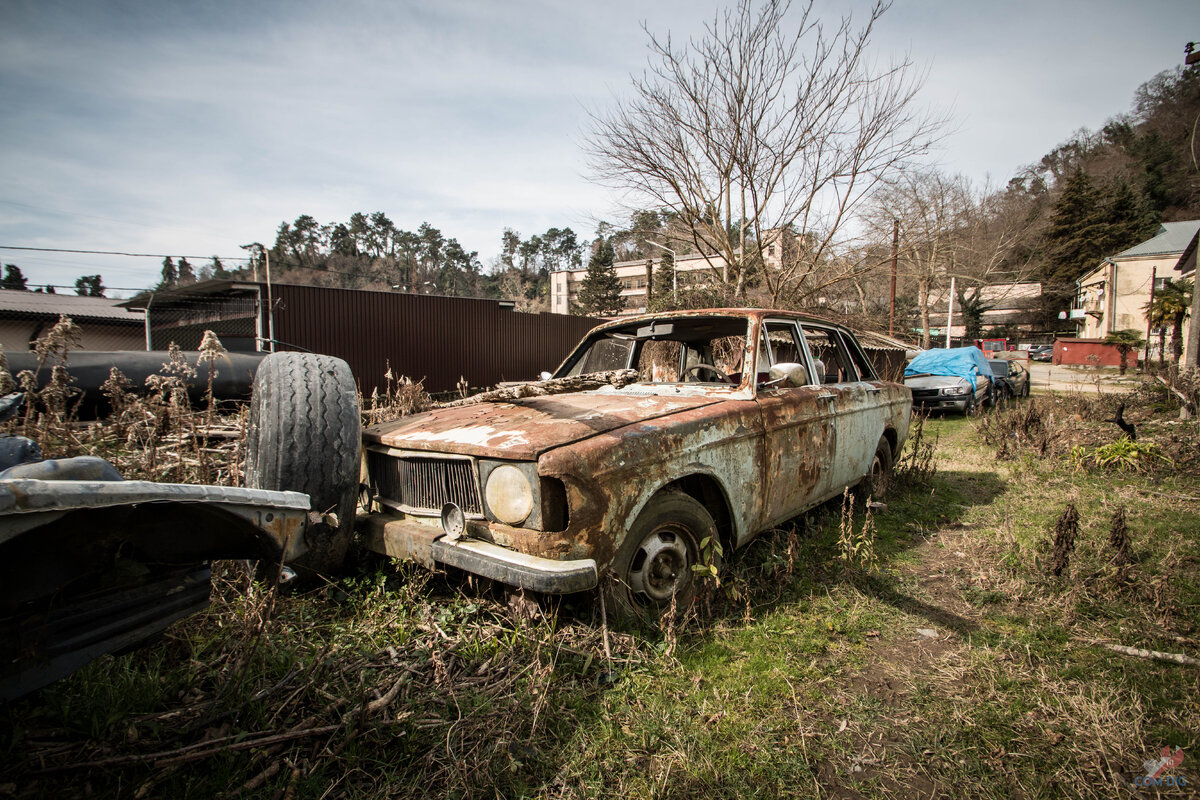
left=0, top=289, right=145, bottom=323
left=1113, top=220, right=1200, bottom=260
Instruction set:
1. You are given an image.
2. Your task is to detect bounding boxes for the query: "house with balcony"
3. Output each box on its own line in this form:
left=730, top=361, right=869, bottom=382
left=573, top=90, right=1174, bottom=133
left=1072, top=220, right=1199, bottom=357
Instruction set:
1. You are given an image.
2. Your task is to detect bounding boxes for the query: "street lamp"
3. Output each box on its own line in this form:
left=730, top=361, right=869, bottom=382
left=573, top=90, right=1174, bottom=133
left=644, top=241, right=678, bottom=297
left=240, top=242, right=275, bottom=353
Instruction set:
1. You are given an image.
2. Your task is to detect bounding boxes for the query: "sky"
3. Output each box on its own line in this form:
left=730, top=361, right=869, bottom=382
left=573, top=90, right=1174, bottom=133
left=0, top=0, right=1196, bottom=296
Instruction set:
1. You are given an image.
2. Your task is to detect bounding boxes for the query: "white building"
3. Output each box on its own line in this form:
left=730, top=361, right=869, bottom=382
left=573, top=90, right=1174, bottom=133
left=1072, top=220, right=1199, bottom=354
left=549, top=229, right=796, bottom=316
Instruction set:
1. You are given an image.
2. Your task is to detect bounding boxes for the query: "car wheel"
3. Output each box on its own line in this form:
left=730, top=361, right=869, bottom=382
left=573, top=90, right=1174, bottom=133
left=1022, top=381, right=1030, bottom=398
left=606, top=491, right=719, bottom=623
left=245, top=352, right=361, bottom=577
left=964, top=396, right=977, bottom=416
left=855, top=437, right=893, bottom=504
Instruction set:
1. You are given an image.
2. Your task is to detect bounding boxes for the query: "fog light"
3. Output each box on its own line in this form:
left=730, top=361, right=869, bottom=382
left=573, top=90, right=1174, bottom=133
left=440, top=503, right=465, bottom=539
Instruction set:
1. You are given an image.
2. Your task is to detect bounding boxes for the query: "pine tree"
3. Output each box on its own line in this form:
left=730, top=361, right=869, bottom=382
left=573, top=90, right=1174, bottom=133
left=575, top=239, right=623, bottom=316
left=177, top=257, right=195, bottom=284
left=210, top=255, right=228, bottom=279
left=649, top=251, right=676, bottom=311
left=1043, top=168, right=1106, bottom=288
left=1, top=264, right=29, bottom=291
left=160, top=257, right=178, bottom=288
left=74, top=275, right=105, bottom=297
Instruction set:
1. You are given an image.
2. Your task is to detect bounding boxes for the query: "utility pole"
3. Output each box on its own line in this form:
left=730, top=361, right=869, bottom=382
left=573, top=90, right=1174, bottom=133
left=889, top=219, right=899, bottom=336
left=945, top=275, right=956, bottom=349
left=1144, top=266, right=1157, bottom=366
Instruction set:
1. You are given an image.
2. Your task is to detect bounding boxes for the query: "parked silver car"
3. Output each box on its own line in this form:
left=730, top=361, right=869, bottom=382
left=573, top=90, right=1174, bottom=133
left=904, top=347, right=994, bottom=415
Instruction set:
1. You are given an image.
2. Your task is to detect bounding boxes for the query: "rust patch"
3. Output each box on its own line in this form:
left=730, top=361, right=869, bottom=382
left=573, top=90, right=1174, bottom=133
left=364, top=393, right=721, bottom=460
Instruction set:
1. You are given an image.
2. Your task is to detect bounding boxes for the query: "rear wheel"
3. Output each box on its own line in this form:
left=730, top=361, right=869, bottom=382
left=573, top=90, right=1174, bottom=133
left=855, top=438, right=893, bottom=505
left=245, top=352, right=361, bottom=576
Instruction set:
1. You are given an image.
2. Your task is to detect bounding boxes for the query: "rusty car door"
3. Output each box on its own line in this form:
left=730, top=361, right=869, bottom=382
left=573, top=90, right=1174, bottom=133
left=797, top=323, right=890, bottom=494
left=754, top=319, right=837, bottom=532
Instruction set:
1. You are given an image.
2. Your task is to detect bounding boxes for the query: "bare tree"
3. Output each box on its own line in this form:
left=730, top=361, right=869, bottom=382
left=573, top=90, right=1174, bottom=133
left=585, top=0, right=943, bottom=305
left=866, top=170, right=1042, bottom=348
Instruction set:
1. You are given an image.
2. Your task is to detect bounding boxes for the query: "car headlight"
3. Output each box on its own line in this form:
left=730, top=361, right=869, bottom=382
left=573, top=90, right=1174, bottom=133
left=484, top=465, right=534, bottom=525
left=942, top=384, right=969, bottom=396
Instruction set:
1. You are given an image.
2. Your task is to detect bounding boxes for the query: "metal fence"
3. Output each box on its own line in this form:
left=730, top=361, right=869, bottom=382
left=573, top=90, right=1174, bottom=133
left=144, top=285, right=602, bottom=396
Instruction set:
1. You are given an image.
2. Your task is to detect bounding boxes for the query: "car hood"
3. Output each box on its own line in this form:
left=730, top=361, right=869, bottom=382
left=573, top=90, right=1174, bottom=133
left=364, top=391, right=723, bottom=460
left=903, top=375, right=971, bottom=391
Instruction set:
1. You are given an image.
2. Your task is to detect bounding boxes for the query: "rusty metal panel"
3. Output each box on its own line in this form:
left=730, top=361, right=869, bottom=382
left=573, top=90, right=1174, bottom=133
left=267, top=285, right=599, bottom=395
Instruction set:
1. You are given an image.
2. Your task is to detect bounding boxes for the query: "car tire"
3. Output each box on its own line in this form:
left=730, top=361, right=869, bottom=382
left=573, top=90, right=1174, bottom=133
left=855, top=437, right=893, bottom=505
left=245, top=352, right=361, bottom=577
left=605, top=491, right=719, bottom=623
left=965, top=396, right=977, bottom=416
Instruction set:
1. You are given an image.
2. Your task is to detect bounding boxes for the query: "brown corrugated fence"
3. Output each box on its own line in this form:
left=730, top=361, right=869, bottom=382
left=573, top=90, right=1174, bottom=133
left=269, top=285, right=600, bottom=395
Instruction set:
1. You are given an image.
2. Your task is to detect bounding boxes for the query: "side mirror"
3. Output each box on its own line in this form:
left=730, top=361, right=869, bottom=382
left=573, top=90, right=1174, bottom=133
left=767, top=362, right=809, bottom=388
left=539, top=371, right=553, bottom=382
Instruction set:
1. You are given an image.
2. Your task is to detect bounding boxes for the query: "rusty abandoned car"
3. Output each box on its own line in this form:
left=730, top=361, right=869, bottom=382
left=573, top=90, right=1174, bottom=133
left=346, top=309, right=912, bottom=618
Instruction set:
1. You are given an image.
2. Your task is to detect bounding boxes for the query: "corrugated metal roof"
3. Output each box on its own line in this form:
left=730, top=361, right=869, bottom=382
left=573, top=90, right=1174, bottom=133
left=0, top=289, right=145, bottom=322
left=1113, top=220, right=1200, bottom=259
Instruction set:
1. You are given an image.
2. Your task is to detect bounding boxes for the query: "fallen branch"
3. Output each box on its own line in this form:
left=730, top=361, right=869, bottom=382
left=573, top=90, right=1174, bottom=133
left=1127, top=488, right=1200, bottom=503
left=439, top=369, right=640, bottom=407
left=34, top=724, right=343, bottom=775
left=1099, top=642, right=1200, bottom=667
left=1155, top=376, right=1196, bottom=418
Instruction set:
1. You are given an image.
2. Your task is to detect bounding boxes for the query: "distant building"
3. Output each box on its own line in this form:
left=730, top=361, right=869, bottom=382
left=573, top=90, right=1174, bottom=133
left=550, top=229, right=796, bottom=315
left=1072, top=219, right=1199, bottom=356
left=920, top=282, right=1049, bottom=342
left=0, top=289, right=145, bottom=351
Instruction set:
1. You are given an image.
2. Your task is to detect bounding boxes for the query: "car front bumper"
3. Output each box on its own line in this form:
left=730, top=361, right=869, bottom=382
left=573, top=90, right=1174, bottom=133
left=361, top=513, right=599, bottom=594
left=912, top=396, right=970, bottom=413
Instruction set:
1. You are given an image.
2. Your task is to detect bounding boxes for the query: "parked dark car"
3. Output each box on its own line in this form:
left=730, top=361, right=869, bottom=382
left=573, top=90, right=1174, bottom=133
left=987, top=359, right=1030, bottom=399
left=903, top=347, right=993, bottom=415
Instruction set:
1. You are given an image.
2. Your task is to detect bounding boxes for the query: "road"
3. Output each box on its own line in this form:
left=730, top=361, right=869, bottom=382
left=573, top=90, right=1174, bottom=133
left=1025, top=360, right=1140, bottom=394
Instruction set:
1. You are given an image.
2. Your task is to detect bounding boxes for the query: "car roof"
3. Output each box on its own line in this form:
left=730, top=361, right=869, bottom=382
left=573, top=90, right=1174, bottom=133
left=586, top=308, right=854, bottom=337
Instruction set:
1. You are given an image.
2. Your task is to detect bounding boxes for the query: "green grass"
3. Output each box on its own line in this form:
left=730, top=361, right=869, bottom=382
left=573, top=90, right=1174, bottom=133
left=3, top=392, right=1199, bottom=798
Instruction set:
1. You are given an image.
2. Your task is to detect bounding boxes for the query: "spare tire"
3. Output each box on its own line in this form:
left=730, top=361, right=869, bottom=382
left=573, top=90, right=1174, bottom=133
left=245, top=352, right=361, bottom=576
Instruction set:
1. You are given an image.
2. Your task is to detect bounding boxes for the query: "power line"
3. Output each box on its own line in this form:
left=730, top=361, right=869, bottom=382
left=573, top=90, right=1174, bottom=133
left=0, top=245, right=251, bottom=261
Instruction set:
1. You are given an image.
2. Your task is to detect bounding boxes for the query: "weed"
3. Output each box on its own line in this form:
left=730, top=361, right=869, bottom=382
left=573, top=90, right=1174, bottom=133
left=837, top=489, right=878, bottom=575
left=894, top=410, right=937, bottom=487
left=1069, top=437, right=1171, bottom=474
left=363, top=363, right=432, bottom=426
left=1049, top=503, right=1079, bottom=578
left=1108, top=507, right=1130, bottom=569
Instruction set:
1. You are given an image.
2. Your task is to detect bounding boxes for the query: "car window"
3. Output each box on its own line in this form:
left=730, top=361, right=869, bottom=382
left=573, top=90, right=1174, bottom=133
left=561, top=316, right=751, bottom=384
left=566, top=337, right=634, bottom=376
left=839, top=331, right=878, bottom=381
left=799, top=325, right=858, bottom=383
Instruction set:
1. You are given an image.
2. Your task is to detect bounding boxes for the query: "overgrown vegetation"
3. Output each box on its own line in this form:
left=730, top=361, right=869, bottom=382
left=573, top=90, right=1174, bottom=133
left=2, top=340, right=1199, bottom=796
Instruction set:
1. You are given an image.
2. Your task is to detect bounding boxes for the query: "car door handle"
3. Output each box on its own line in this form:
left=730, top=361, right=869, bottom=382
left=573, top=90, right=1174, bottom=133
left=863, top=386, right=881, bottom=394
left=817, top=393, right=835, bottom=401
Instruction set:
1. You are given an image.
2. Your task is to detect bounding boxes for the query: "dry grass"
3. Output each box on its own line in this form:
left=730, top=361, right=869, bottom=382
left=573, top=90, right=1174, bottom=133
left=3, top=327, right=1199, bottom=798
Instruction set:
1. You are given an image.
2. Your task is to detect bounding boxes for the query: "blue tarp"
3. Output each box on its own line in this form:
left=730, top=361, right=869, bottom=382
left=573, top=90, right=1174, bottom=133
left=905, top=347, right=990, bottom=390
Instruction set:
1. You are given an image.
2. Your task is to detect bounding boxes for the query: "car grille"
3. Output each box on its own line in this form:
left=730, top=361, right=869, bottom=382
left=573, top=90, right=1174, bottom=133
left=368, top=452, right=483, bottom=515
left=910, top=388, right=941, bottom=400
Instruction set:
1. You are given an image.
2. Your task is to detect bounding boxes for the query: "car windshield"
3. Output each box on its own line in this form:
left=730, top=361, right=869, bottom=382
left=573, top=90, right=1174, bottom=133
left=558, top=316, right=751, bottom=385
